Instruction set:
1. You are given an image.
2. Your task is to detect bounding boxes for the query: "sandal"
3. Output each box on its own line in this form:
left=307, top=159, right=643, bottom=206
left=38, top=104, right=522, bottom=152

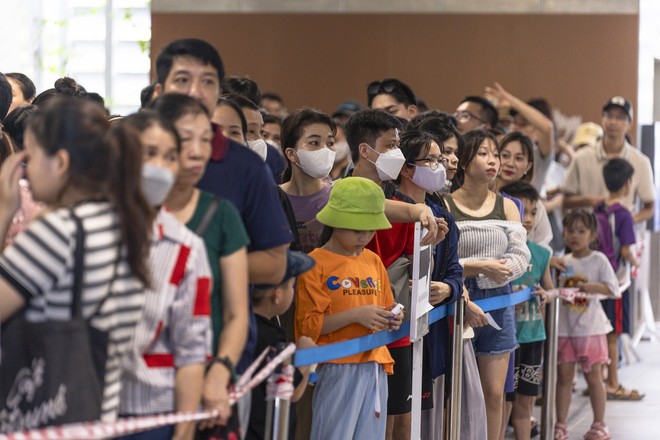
left=554, top=422, right=569, bottom=440
left=530, top=416, right=540, bottom=437
left=607, top=384, right=645, bottom=401
left=583, top=422, right=611, bottom=440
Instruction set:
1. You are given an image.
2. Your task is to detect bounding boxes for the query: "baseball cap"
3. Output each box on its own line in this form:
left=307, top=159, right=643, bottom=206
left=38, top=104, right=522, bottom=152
left=281, top=249, right=315, bottom=282
left=253, top=249, right=316, bottom=289
left=316, top=177, right=392, bottom=231
left=573, top=122, right=603, bottom=147
left=332, top=100, right=363, bottom=118
left=602, top=96, right=633, bottom=120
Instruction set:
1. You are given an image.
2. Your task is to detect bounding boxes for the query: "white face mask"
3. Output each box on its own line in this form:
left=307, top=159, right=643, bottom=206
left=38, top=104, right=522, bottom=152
left=296, top=148, right=336, bottom=179
left=333, top=141, right=350, bottom=164
left=141, top=163, right=175, bottom=207
left=247, top=138, right=268, bottom=161
left=367, top=146, right=406, bottom=181
left=411, top=164, right=447, bottom=193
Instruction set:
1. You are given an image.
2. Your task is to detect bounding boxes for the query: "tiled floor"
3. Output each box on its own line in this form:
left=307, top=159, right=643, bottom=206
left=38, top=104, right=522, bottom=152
left=503, top=337, right=660, bottom=439
left=565, top=338, right=660, bottom=440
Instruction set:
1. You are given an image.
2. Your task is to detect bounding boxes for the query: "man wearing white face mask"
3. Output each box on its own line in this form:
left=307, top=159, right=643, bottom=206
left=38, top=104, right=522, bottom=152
left=347, top=108, right=420, bottom=438
left=229, top=94, right=287, bottom=184
left=348, top=109, right=406, bottom=185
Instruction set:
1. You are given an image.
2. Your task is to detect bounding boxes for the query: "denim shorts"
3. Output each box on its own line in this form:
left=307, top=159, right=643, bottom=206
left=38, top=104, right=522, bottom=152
left=465, top=278, right=518, bottom=356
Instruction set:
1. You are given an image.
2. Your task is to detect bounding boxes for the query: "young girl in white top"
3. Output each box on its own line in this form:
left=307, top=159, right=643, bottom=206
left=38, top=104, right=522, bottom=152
left=555, top=210, right=619, bottom=440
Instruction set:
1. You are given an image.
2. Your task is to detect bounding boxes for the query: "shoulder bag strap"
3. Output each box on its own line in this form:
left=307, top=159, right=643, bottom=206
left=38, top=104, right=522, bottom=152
left=195, top=196, right=220, bottom=237
left=69, top=210, right=86, bottom=320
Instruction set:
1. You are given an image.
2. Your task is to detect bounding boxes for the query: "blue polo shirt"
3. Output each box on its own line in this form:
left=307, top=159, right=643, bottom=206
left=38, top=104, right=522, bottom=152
left=197, top=126, right=292, bottom=252
left=197, top=127, right=293, bottom=372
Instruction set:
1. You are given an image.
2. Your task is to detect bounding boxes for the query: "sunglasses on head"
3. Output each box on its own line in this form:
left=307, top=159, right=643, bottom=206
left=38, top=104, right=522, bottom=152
left=367, top=80, right=401, bottom=98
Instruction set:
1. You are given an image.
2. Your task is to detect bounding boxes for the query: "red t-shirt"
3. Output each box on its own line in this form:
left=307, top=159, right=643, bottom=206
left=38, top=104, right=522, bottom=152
left=367, top=195, right=415, bottom=348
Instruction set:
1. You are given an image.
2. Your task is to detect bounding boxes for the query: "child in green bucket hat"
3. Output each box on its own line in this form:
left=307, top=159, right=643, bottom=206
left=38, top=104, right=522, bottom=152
left=295, top=176, right=403, bottom=439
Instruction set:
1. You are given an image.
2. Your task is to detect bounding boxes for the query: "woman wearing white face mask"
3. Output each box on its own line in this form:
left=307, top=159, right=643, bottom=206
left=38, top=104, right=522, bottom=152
left=278, top=107, right=336, bottom=440
left=396, top=130, right=468, bottom=438
left=118, top=111, right=213, bottom=440
left=280, top=108, right=337, bottom=254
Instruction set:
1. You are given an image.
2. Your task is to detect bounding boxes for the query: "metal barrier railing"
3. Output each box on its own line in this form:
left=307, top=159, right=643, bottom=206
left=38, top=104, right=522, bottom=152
left=447, top=295, right=464, bottom=440
left=541, top=296, right=559, bottom=440
left=265, top=344, right=292, bottom=440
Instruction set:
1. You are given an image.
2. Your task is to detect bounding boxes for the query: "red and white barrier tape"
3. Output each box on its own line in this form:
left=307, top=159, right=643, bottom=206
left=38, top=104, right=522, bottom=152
left=265, top=364, right=295, bottom=401
left=229, top=343, right=296, bottom=403
left=0, top=343, right=296, bottom=440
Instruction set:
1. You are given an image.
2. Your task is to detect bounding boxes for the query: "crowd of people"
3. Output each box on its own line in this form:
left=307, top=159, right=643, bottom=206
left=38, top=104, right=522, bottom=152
left=0, top=36, right=654, bottom=440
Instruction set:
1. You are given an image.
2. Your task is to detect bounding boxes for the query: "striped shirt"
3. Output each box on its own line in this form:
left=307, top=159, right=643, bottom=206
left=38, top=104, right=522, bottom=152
left=446, top=194, right=530, bottom=289
left=120, top=209, right=212, bottom=415
left=0, top=201, right=146, bottom=422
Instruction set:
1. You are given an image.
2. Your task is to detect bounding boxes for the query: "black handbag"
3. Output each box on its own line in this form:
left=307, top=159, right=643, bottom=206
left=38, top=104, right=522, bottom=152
left=0, top=211, right=109, bottom=433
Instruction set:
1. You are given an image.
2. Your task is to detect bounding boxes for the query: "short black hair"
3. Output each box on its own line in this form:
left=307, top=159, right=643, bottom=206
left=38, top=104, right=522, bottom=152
left=6, top=72, right=36, bottom=102
left=527, top=98, right=553, bottom=122
left=227, top=93, right=259, bottom=111
left=140, top=82, right=157, bottom=109
left=367, top=78, right=416, bottom=107
left=345, top=108, right=403, bottom=163
left=408, top=110, right=457, bottom=131
left=263, top=113, right=282, bottom=127
left=154, top=93, right=210, bottom=126
left=603, top=158, right=634, bottom=192
left=261, top=92, right=283, bottom=104
left=460, top=96, right=499, bottom=128
left=499, top=180, right=539, bottom=204
left=410, top=110, right=464, bottom=152
left=3, top=105, right=38, bottom=151
left=156, top=38, right=225, bottom=85
left=221, top=76, right=262, bottom=106
left=0, top=73, right=12, bottom=121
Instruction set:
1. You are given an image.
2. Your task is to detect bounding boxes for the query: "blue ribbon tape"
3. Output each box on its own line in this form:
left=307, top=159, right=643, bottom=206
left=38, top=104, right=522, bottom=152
left=293, top=287, right=533, bottom=367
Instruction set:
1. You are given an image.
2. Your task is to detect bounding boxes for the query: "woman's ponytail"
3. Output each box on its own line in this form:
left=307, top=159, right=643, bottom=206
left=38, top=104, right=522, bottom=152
left=106, top=123, right=152, bottom=286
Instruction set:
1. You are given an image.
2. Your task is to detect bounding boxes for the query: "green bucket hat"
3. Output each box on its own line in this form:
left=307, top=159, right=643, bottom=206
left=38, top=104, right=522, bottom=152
left=316, top=177, right=392, bottom=231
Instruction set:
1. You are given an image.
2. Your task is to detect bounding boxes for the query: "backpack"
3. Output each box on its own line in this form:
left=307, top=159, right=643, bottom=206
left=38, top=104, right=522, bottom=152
left=594, top=202, right=630, bottom=292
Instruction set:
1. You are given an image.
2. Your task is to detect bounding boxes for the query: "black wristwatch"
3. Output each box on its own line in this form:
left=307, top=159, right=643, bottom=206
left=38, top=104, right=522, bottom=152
left=208, top=356, right=237, bottom=383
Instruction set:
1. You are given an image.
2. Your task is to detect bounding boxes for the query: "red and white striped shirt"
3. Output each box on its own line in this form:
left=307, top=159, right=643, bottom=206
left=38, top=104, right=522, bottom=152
left=119, top=209, right=212, bottom=415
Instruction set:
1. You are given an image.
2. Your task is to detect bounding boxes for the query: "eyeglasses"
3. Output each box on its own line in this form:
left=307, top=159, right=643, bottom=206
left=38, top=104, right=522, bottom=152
left=410, top=157, right=448, bottom=171
left=453, top=110, right=487, bottom=124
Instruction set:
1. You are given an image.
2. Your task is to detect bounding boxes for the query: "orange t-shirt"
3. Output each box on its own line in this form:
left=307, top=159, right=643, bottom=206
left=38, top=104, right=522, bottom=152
left=295, top=247, right=396, bottom=374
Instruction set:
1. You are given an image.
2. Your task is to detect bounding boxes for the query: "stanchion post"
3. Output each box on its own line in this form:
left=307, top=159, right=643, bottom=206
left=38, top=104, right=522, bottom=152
left=447, top=296, right=464, bottom=440
left=541, top=296, right=559, bottom=440
left=264, top=345, right=291, bottom=440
